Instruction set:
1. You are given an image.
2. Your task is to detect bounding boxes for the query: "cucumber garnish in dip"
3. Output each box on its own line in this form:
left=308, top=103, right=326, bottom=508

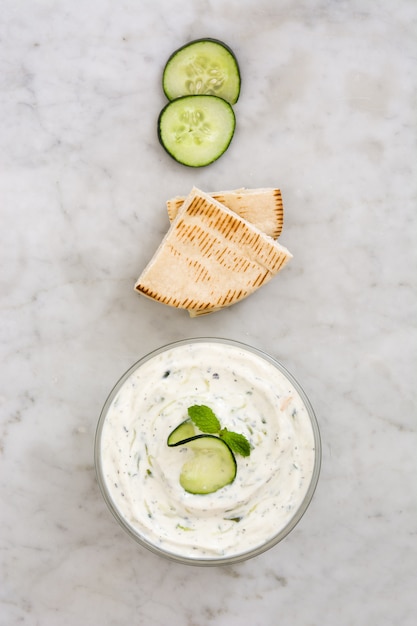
left=167, top=404, right=251, bottom=494
left=178, top=435, right=237, bottom=494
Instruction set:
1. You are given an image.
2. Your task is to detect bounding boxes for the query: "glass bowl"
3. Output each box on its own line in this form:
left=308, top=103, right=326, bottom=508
left=94, top=337, right=321, bottom=566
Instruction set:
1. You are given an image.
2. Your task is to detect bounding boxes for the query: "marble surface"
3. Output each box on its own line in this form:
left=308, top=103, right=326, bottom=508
left=1, top=1, right=416, bottom=624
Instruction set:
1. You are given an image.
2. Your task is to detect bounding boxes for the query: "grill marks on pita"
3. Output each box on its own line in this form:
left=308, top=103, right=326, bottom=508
left=166, top=187, right=284, bottom=239
left=135, top=187, right=292, bottom=316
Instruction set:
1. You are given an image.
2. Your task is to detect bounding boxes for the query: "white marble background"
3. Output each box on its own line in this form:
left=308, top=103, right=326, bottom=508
left=1, top=1, right=416, bottom=624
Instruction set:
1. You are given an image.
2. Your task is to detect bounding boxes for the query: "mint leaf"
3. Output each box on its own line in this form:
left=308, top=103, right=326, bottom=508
left=219, top=429, right=251, bottom=457
left=188, top=405, right=221, bottom=434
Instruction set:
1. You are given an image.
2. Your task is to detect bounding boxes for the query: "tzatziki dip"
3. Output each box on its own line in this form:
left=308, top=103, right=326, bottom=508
left=95, top=338, right=321, bottom=564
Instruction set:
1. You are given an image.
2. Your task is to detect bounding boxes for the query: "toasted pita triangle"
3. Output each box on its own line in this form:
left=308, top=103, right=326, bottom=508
left=167, top=188, right=284, bottom=239
left=135, top=187, right=292, bottom=316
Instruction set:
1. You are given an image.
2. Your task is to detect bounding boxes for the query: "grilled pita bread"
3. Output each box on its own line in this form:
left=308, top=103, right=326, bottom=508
left=135, top=187, right=292, bottom=316
left=166, top=188, right=284, bottom=239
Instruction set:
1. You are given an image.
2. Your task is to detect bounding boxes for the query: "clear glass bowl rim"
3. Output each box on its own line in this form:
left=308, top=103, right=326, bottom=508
left=94, top=336, right=322, bottom=566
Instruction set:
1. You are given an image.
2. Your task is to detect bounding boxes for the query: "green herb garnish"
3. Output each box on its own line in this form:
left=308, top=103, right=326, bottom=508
left=167, top=405, right=251, bottom=494
left=187, top=405, right=251, bottom=457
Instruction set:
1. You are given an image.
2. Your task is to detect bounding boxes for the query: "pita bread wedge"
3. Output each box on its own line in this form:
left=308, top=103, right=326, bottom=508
left=167, top=188, right=284, bottom=239
left=135, top=187, right=292, bottom=316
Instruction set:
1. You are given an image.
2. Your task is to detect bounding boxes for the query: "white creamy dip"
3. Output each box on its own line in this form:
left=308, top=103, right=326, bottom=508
left=97, top=339, right=320, bottom=562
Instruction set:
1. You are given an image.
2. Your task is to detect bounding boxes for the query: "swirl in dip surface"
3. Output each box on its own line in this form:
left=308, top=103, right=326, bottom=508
left=96, top=339, right=320, bottom=564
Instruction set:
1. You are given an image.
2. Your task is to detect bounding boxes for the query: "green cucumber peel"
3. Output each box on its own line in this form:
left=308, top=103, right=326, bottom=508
left=167, top=419, right=196, bottom=446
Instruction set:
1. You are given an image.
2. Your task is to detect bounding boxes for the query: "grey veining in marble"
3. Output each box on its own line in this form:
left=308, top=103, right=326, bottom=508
left=1, top=1, right=416, bottom=625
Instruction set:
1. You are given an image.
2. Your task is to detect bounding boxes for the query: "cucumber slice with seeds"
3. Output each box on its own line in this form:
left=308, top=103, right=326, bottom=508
left=158, top=95, right=236, bottom=167
left=163, top=38, right=241, bottom=105
left=178, top=434, right=237, bottom=494
left=167, top=419, right=196, bottom=446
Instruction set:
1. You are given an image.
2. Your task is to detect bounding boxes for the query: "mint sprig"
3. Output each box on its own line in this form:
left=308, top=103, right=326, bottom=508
left=187, top=404, right=251, bottom=457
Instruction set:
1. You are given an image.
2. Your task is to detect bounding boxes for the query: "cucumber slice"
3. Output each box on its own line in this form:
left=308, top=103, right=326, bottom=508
left=163, top=38, right=241, bottom=105
left=158, top=95, right=236, bottom=167
left=179, top=435, right=237, bottom=494
left=167, top=419, right=196, bottom=446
